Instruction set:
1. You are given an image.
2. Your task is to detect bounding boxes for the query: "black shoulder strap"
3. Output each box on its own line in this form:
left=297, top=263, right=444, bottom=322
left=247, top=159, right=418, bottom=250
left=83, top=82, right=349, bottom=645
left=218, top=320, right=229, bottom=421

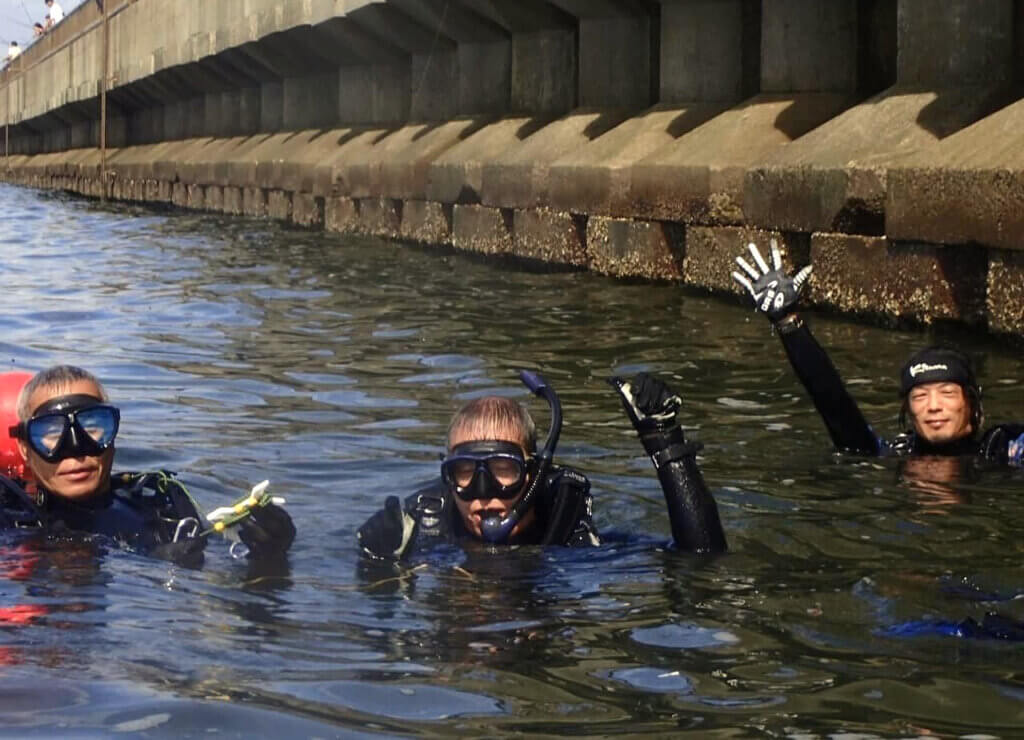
left=0, top=475, right=42, bottom=529
left=539, top=466, right=598, bottom=547
left=112, top=471, right=202, bottom=521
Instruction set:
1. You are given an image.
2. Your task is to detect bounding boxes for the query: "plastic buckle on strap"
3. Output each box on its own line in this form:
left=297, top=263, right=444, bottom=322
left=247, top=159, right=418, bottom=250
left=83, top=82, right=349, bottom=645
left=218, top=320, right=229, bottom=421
left=173, top=517, right=200, bottom=543
left=650, top=441, right=701, bottom=469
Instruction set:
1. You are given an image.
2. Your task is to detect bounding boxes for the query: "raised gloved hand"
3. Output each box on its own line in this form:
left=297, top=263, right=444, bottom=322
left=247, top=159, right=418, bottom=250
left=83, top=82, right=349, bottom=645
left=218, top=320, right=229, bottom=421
left=357, top=495, right=415, bottom=560
left=608, top=372, right=682, bottom=435
left=731, top=240, right=812, bottom=323
left=237, top=502, right=296, bottom=558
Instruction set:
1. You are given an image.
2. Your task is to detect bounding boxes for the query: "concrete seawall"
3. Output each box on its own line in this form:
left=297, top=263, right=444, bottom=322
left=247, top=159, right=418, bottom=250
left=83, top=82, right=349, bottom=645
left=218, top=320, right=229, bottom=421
left=3, top=1, right=1024, bottom=335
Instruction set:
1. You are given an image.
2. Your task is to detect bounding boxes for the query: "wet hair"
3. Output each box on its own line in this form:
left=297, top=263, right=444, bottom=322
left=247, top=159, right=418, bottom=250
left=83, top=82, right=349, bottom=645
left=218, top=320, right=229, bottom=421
left=446, top=396, right=537, bottom=453
left=17, top=365, right=109, bottom=421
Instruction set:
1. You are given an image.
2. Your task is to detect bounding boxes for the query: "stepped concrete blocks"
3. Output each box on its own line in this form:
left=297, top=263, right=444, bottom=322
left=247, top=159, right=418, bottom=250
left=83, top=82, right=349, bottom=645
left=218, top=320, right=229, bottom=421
left=452, top=204, right=513, bottom=255
left=292, top=193, right=324, bottom=228
left=480, top=110, right=633, bottom=210
left=373, top=119, right=490, bottom=201
left=400, top=200, right=452, bottom=245
left=546, top=104, right=725, bottom=217
left=426, top=117, right=546, bottom=205
left=205, top=185, right=224, bottom=212
left=157, top=180, right=173, bottom=202
left=325, top=196, right=360, bottom=233
left=513, top=208, right=587, bottom=267
left=358, top=197, right=401, bottom=238
left=744, top=87, right=1017, bottom=235
left=630, top=94, right=855, bottom=226
left=808, top=234, right=987, bottom=324
left=268, top=190, right=293, bottom=221
left=683, top=226, right=807, bottom=295
left=186, top=184, right=206, bottom=211
left=587, top=217, right=685, bottom=281
left=988, top=249, right=1024, bottom=335
left=243, top=187, right=268, bottom=218
left=223, top=186, right=243, bottom=215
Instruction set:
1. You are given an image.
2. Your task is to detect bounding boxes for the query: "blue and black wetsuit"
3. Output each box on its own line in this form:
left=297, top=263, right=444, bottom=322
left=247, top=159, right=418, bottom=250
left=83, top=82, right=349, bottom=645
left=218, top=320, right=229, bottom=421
left=777, top=319, right=1024, bottom=460
left=362, top=455, right=727, bottom=560
left=0, top=471, right=208, bottom=566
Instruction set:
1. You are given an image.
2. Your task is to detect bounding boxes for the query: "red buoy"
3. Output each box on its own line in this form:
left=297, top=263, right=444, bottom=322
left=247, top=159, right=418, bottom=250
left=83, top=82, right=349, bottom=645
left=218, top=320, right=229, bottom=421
left=0, top=371, right=33, bottom=481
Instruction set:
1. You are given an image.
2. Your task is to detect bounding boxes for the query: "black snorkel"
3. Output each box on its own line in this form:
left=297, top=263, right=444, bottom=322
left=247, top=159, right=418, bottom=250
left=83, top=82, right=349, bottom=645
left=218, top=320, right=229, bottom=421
left=479, top=370, right=562, bottom=544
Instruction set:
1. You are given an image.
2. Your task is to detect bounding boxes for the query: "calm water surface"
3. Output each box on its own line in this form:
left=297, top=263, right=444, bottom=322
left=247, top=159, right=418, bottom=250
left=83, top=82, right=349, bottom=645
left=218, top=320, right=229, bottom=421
left=0, top=185, right=1022, bottom=738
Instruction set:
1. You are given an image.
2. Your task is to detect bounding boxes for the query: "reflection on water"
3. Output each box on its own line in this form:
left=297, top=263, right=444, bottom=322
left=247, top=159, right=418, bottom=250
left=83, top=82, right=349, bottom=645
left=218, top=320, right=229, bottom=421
left=0, top=185, right=1023, bottom=736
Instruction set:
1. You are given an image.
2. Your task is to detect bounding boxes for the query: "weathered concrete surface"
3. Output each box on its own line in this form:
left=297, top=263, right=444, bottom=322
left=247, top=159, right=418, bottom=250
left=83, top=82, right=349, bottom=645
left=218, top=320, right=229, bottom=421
left=545, top=104, right=726, bottom=217
left=629, top=94, right=855, bottom=225
left=400, top=200, right=452, bottom=245
left=745, top=0, right=1017, bottom=236
left=988, top=250, right=1024, bottom=335
left=479, top=110, right=633, bottom=210
left=513, top=208, right=587, bottom=266
left=683, top=227, right=808, bottom=295
left=425, top=117, right=551, bottom=204
left=808, top=234, right=987, bottom=325
left=358, top=197, right=402, bottom=238
left=452, top=204, right=513, bottom=256
left=587, top=218, right=685, bottom=281
left=744, top=86, right=1016, bottom=235
left=345, top=119, right=490, bottom=200
left=886, top=97, right=1024, bottom=251
left=325, top=196, right=360, bottom=234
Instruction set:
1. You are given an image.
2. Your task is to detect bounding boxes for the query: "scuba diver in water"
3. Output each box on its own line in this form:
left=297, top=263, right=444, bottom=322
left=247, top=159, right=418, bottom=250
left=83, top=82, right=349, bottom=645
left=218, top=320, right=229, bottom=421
left=0, top=365, right=295, bottom=566
left=357, top=370, right=727, bottom=559
left=731, top=240, right=1024, bottom=462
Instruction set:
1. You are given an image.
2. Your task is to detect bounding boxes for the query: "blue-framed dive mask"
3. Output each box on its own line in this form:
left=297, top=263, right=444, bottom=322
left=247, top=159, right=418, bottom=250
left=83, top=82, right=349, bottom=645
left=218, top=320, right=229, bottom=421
left=11, top=394, right=120, bottom=463
left=441, top=440, right=533, bottom=501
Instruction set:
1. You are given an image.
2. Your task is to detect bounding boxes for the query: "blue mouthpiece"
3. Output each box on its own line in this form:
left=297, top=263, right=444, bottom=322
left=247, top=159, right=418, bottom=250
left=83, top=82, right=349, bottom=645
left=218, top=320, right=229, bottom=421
left=519, top=370, right=547, bottom=395
left=480, top=513, right=518, bottom=543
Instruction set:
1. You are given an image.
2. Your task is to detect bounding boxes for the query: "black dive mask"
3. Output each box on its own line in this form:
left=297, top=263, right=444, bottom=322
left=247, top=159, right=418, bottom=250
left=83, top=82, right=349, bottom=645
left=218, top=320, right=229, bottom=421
left=11, top=394, right=120, bottom=463
left=441, top=441, right=533, bottom=501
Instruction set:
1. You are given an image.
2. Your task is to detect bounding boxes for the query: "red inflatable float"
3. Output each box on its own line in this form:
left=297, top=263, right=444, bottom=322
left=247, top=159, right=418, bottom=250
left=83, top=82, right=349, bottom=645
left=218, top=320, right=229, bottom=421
left=0, top=371, right=32, bottom=480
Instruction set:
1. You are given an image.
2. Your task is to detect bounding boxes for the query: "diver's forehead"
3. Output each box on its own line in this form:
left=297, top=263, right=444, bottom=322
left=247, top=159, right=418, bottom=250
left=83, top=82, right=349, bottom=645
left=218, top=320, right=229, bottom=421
left=29, top=379, right=103, bottom=414
left=448, top=424, right=526, bottom=451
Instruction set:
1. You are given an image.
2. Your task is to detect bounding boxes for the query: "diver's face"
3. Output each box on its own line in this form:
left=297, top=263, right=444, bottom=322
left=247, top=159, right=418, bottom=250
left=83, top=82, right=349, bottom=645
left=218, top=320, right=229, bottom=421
left=908, top=382, right=973, bottom=445
left=449, top=426, right=535, bottom=541
left=18, top=380, right=114, bottom=501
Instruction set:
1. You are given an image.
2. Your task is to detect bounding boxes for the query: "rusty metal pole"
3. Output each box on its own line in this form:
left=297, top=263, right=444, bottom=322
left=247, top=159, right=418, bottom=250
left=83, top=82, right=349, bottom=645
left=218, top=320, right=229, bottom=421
left=5, top=69, right=9, bottom=173
left=100, top=0, right=109, bottom=201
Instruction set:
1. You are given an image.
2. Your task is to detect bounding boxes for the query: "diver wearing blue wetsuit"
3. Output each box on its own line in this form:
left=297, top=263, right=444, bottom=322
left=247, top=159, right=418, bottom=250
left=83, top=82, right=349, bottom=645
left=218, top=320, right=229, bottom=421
left=731, top=240, right=1024, bottom=461
left=357, top=372, right=727, bottom=560
left=0, top=365, right=294, bottom=566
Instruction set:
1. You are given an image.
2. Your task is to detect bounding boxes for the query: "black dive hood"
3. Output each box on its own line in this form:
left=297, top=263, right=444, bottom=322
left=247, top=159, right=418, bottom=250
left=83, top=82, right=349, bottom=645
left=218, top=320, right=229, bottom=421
left=479, top=370, right=562, bottom=544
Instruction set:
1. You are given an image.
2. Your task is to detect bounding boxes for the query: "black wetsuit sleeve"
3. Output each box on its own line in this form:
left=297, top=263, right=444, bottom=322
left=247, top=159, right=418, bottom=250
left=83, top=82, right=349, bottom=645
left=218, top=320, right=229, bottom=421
left=779, top=321, right=882, bottom=455
left=656, top=449, right=727, bottom=554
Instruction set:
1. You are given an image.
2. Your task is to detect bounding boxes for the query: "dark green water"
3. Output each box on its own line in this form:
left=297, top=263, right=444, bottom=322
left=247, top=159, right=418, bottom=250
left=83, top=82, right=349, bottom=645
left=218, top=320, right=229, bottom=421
left=0, top=185, right=1022, bottom=738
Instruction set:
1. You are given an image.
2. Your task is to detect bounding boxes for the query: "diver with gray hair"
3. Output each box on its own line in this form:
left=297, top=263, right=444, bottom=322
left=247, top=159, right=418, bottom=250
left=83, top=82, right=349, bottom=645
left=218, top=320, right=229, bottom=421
left=0, top=364, right=295, bottom=566
left=357, top=371, right=727, bottom=560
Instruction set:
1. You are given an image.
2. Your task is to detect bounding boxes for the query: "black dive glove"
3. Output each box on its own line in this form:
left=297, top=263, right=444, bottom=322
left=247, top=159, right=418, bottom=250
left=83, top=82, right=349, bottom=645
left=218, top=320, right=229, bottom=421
left=151, top=536, right=206, bottom=569
left=731, top=240, right=812, bottom=323
left=238, top=502, right=296, bottom=558
left=609, top=373, right=698, bottom=463
left=980, top=424, right=1024, bottom=466
left=357, top=495, right=415, bottom=560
